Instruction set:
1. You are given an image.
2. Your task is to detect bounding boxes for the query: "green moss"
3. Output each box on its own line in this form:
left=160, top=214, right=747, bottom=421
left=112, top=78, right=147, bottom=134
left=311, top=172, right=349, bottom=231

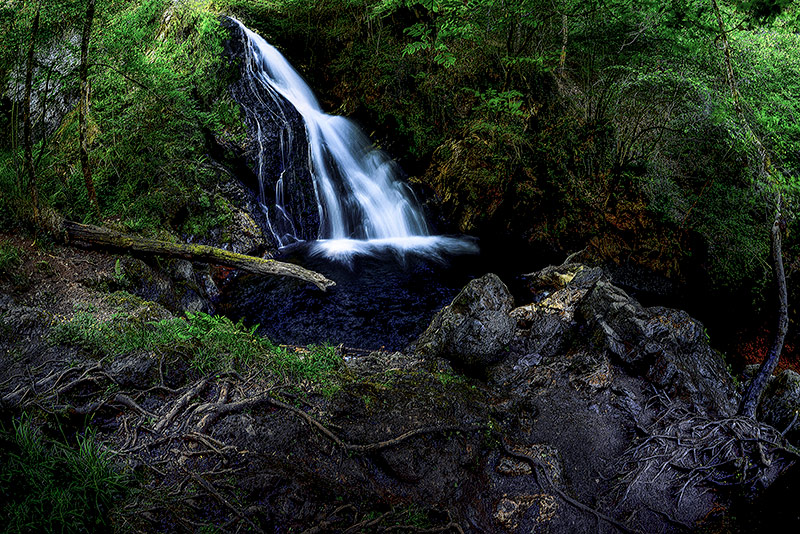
left=337, top=363, right=481, bottom=424
left=103, top=291, right=170, bottom=322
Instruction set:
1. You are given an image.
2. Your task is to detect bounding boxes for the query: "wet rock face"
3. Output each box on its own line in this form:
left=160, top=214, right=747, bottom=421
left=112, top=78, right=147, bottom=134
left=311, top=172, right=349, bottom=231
left=760, top=370, right=800, bottom=442
left=222, top=19, right=320, bottom=244
left=185, top=179, right=272, bottom=256
left=578, top=280, right=738, bottom=416
left=411, top=273, right=516, bottom=369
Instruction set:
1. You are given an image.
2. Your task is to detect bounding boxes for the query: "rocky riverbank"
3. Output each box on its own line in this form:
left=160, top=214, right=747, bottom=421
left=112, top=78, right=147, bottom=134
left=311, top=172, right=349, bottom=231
left=2, top=239, right=799, bottom=533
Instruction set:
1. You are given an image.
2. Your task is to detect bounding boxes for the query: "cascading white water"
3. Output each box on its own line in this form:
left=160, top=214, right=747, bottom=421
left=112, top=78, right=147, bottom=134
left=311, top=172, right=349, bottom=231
left=231, top=18, right=475, bottom=258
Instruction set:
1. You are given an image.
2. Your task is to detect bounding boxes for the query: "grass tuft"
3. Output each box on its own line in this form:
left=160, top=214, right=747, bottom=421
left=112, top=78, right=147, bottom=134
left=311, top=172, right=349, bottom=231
left=49, top=308, right=344, bottom=389
left=0, top=416, right=128, bottom=533
left=0, top=241, right=23, bottom=277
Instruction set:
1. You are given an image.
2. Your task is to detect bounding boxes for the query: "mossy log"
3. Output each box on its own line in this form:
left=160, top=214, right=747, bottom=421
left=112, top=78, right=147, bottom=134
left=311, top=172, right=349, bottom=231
left=55, top=218, right=335, bottom=291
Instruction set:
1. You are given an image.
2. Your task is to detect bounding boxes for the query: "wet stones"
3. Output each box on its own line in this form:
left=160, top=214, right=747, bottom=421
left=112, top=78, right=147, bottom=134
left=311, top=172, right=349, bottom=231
left=410, top=273, right=516, bottom=369
left=494, top=494, right=558, bottom=531
left=578, top=280, right=737, bottom=416
left=495, top=456, right=533, bottom=477
left=496, top=443, right=563, bottom=485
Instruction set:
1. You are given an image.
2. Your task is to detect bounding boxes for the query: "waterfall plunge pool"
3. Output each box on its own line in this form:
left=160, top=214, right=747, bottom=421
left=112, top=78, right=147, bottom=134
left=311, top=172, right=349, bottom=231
left=217, top=236, right=544, bottom=352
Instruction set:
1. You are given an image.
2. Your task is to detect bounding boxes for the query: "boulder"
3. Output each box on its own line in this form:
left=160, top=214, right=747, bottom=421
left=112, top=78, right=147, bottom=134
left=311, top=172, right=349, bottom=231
left=520, top=262, right=604, bottom=296
left=512, top=264, right=604, bottom=359
left=578, top=280, right=737, bottom=416
left=108, top=351, right=158, bottom=389
left=759, top=370, right=800, bottom=442
left=410, top=273, right=515, bottom=369
left=94, top=257, right=215, bottom=315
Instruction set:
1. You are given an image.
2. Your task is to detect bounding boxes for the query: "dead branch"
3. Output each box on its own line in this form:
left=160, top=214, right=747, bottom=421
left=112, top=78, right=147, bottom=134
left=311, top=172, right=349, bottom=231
left=342, top=510, right=393, bottom=534
left=50, top=216, right=335, bottom=291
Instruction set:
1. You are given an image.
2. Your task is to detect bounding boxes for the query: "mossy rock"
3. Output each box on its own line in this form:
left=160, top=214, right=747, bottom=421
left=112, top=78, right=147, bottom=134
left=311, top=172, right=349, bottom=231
left=102, top=291, right=172, bottom=323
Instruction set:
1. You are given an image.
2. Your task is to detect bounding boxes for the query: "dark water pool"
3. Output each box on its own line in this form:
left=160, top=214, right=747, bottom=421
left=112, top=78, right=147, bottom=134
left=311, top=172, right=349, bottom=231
left=217, top=236, right=543, bottom=351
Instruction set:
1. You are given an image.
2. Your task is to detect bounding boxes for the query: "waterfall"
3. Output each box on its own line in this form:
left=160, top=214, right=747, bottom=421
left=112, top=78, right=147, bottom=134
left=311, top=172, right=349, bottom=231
left=229, top=18, right=476, bottom=259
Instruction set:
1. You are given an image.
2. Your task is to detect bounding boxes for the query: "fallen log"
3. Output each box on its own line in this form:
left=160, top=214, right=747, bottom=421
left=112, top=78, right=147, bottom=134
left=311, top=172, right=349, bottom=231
left=53, top=217, right=335, bottom=291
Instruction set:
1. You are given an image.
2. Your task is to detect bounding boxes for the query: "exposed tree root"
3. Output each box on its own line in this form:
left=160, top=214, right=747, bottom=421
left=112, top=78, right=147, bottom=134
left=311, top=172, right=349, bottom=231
left=608, top=397, right=797, bottom=533
left=184, top=468, right=265, bottom=533
left=501, top=442, right=645, bottom=534
left=0, top=360, right=488, bottom=533
left=153, top=377, right=209, bottom=433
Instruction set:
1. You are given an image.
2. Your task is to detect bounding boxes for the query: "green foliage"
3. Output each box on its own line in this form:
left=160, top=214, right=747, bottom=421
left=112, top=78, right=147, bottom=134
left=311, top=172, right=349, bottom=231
left=0, top=0, right=246, bottom=235
left=1, top=0, right=797, bottom=302
left=181, top=192, right=234, bottom=237
left=732, top=30, right=800, bottom=178
left=49, top=310, right=107, bottom=353
left=0, top=415, right=128, bottom=533
left=0, top=241, right=24, bottom=276
left=737, top=0, right=796, bottom=22
left=49, top=307, right=343, bottom=385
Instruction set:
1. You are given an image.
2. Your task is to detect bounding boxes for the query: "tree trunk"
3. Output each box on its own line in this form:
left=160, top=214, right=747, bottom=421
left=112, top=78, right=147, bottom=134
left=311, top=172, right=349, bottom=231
left=54, top=218, right=335, bottom=291
left=559, top=13, right=568, bottom=76
left=23, top=7, right=40, bottom=221
left=708, top=0, right=790, bottom=417
left=79, top=0, right=99, bottom=213
left=739, top=196, right=789, bottom=418
left=711, top=0, right=740, bottom=106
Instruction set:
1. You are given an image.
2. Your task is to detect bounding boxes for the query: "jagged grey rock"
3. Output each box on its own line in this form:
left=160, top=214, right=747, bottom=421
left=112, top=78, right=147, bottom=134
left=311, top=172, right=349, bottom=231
left=410, top=273, right=515, bottom=368
left=578, top=280, right=737, bottom=416
left=759, top=370, right=800, bottom=441
left=513, top=264, right=605, bottom=359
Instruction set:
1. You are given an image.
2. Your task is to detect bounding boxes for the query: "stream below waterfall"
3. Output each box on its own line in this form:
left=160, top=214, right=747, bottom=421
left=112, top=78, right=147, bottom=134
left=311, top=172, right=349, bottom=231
left=218, top=238, right=545, bottom=351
